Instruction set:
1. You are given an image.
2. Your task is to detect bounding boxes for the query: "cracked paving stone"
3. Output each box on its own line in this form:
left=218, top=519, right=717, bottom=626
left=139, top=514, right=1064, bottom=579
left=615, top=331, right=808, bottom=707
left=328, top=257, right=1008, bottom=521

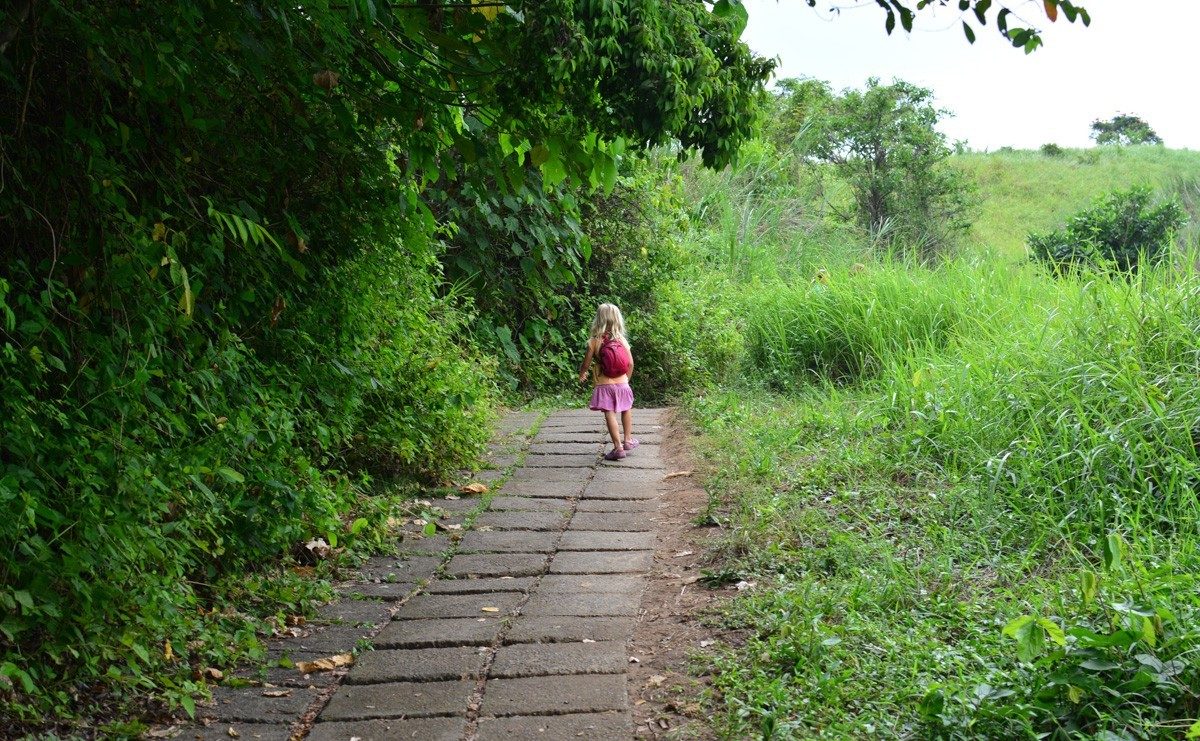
left=355, top=555, right=441, bottom=582
left=536, top=574, right=644, bottom=594
left=579, top=482, right=657, bottom=501
left=569, top=513, right=658, bottom=533
left=506, top=467, right=594, bottom=482
left=204, top=686, right=317, bottom=724
left=475, top=712, right=631, bottom=740
left=346, top=646, right=488, bottom=683
left=445, top=552, right=549, bottom=578
left=394, top=592, right=523, bottom=619
left=169, top=723, right=292, bottom=741
left=307, top=717, right=466, bottom=741
left=527, top=442, right=603, bottom=455
left=473, top=511, right=569, bottom=531
left=424, top=576, right=536, bottom=594
left=457, top=531, right=557, bottom=554
left=374, top=617, right=502, bottom=649
left=533, top=432, right=605, bottom=444
left=493, top=480, right=585, bottom=499
left=521, top=453, right=600, bottom=468
left=290, top=624, right=375, bottom=653
left=505, top=616, right=636, bottom=644
left=490, top=640, right=627, bottom=678
left=549, top=551, right=654, bottom=574
left=520, top=592, right=641, bottom=617
left=319, top=679, right=474, bottom=720
left=559, top=531, right=657, bottom=551
left=395, top=535, right=454, bottom=555
left=479, top=674, right=628, bottom=716
left=336, top=582, right=417, bottom=601
left=574, top=498, right=659, bottom=513
left=314, top=599, right=391, bottom=627
left=486, top=496, right=574, bottom=512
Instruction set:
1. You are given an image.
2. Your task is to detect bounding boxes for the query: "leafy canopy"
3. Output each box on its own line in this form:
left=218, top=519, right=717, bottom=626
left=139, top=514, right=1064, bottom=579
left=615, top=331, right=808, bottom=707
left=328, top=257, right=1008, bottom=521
left=1091, top=114, right=1164, bottom=146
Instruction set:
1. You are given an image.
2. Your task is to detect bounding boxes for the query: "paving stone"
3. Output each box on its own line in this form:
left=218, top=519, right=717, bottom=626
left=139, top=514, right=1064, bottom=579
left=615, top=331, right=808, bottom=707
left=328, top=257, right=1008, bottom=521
left=475, top=712, right=631, bottom=741
left=347, top=646, right=487, bottom=683
left=474, top=511, right=569, bottom=531
left=291, top=624, right=374, bottom=653
left=445, top=552, right=548, bottom=578
left=537, top=574, right=644, bottom=594
left=505, top=616, right=635, bottom=644
left=528, top=442, right=603, bottom=455
left=521, top=592, right=641, bottom=617
left=205, top=686, right=317, bottom=724
left=425, top=576, right=536, bottom=594
left=612, top=457, right=668, bottom=471
left=457, top=531, right=557, bottom=554
left=496, top=480, right=585, bottom=499
left=591, top=468, right=667, bottom=484
left=395, top=534, right=454, bottom=555
left=550, top=551, right=654, bottom=574
left=233, top=663, right=342, bottom=690
left=356, top=555, right=441, bottom=582
left=315, top=599, right=392, bottom=627
left=394, top=592, right=523, bottom=619
left=521, top=453, right=599, bottom=468
left=580, top=482, right=657, bottom=500
left=484, top=453, right=519, bottom=469
left=570, top=512, right=657, bottom=534
left=170, top=723, right=293, bottom=740
left=374, top=617, right=502, bottom=649
left=487, top=496, right=573, bottom=512
left=506, top=467, right=593, bottom=482
left=533, top=432, right=605, bottom=444
left=559, top=531, right=657, bottom=551
left=308, top=717, right=466, bottom=741
left=490, top=640, right=627, bottom=678
left=337, top=582, right=417, bottom=601
left=479, top=674, right=627, bottom=716
left=319, top=680, right=474, bottom=720
left=430, top=497, right=482, bottom=512
left=575, top=498, right=659, bottom=513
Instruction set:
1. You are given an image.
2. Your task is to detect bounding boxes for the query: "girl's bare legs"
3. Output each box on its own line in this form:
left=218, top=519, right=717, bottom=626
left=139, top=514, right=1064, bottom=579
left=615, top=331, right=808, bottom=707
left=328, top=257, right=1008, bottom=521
left=621, top=410, right=633, bottom=445
left=603, top=411, right=622, bottom=452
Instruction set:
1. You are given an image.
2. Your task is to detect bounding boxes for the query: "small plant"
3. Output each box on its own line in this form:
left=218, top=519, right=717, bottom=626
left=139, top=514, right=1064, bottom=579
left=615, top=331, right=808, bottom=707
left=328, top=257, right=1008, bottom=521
left=1029, top=186, right=1186, bottom=275
left=1040, top=143, right=1064, bottom=157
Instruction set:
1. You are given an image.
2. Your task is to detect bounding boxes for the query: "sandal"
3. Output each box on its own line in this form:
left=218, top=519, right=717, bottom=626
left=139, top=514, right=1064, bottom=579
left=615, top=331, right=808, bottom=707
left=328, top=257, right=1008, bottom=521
left=623, top=438, right=640, bottom=451
left=604, top=447, right=626, bottom=461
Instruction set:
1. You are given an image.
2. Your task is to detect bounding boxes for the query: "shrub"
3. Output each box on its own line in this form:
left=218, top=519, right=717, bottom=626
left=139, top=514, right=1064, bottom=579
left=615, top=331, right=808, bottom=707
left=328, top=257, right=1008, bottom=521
left=1029, top=186, right=1186, bottom=275
left=1040, top=142, right=1065, bottom=157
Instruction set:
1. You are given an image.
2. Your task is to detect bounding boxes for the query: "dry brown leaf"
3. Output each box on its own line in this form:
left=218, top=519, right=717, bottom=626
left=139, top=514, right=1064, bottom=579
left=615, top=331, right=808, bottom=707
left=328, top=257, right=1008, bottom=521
left=444, top=493, right=461, bottom=500
left=163, top=640, right=174, bottom=662
left=459, top=482, right=489, bottom=495
left=262, top=689, right=292, bottom=697
left=663, top=470, right=693, bottom=480
left=202, top=667, right=223, bottom=681
left=295, top=653, right=354, bottom=673
left=312, top=70, right=340, bottom=90
left=480, top=606, right=500, bottom=613
left=648, top=674, right=667, bottom=686
left=227, top=727, right=240, bottom=739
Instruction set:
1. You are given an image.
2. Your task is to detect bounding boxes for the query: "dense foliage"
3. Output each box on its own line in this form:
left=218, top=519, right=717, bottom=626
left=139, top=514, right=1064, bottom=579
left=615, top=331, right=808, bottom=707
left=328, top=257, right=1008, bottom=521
left=1092, top=113, right=1163, bottom=146
left=770, top=78, right=974, bottom=257
left=0, top=0, right=770, bottom=724
left=1029, top=186, right=1186, bottom=275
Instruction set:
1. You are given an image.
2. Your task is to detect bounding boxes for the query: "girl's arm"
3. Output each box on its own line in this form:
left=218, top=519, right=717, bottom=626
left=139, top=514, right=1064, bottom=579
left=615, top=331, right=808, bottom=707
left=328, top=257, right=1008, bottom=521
left=578, top=339, right=596, bottom=384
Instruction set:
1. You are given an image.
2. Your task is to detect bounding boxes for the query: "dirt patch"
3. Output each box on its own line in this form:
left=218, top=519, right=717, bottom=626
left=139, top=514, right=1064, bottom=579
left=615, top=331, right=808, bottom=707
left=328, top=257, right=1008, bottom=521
left=627, top=409, right=727, bottom=740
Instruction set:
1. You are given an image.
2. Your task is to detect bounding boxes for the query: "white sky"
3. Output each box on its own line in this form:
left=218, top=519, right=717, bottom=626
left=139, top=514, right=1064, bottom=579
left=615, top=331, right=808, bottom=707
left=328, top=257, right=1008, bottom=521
left=742, top=0, right=1200, bottom=151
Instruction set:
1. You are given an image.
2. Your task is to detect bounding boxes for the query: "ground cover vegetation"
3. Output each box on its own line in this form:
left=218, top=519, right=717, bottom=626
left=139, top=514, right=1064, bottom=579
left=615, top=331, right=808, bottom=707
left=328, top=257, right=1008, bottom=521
left=0, top=0, right=1109, bottom=732
left=658, top=82, right=1200, bottom=737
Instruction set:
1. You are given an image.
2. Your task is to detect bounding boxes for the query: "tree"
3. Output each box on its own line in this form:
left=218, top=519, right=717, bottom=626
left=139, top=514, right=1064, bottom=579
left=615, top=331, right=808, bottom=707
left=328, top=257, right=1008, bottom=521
left=1090, top=114, right=1163, bottom=146
left=776, top=78, right=975, bottom=258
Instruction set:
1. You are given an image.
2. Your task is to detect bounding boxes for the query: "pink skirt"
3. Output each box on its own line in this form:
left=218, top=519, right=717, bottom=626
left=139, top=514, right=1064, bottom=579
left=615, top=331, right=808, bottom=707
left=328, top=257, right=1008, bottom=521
left=589, top=383, right=634, bottom=413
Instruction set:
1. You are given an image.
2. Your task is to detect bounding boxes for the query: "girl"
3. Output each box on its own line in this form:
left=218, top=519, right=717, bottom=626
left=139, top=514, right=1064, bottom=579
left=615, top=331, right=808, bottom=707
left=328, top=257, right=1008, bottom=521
left=578, top=303, right=638, bottom=461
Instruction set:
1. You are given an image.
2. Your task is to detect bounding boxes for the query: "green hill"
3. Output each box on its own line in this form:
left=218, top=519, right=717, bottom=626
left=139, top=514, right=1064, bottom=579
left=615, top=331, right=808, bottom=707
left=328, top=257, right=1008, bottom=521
left=955, top=146, right=1200, bottom=255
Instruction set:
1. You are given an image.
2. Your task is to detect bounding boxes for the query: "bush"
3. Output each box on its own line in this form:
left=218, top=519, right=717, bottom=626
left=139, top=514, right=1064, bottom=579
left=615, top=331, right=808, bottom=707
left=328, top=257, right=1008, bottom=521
left=1029, top=186, right=1186, bottom=275
left=1040, top=143, right=1065, bottom=157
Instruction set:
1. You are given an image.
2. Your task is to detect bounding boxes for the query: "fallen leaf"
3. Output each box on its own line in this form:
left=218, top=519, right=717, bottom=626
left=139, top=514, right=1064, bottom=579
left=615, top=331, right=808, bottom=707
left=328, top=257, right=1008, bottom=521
left=304, top=538, right=332, bottom=560
left=480, top=606, right=500, bottom=613
left=581, top=638, right=596, bottom=643
left=445, top=494, right=461, bottom=500
left=434, top=521, right=462, bottom=531
left=459, top=482, right=489, bottom=495
left=663, top=470, right=693, bottom=480
left=412, top=518, right=427, bottom=527
left=227, top=727, right=240, bottom=739
left=295, top=653, right=354, bottom=673
left=648, top=674, right=667, bottom=686
left=286, top=615, right=306, bottom=627
left=672, top=550, right=694, bottom=558
left=735, top=580, right=757, bottom=591
left=163, top=640, right=174, bottom=662
left=203, top=667, right=223, bottom=681
left=262, top=689, right=292, bottom=698
left=700, top=640, right=715, bottom=648
left=144, top=727, right=178, bottom=738
left=629, top=656, right=640, bottom=663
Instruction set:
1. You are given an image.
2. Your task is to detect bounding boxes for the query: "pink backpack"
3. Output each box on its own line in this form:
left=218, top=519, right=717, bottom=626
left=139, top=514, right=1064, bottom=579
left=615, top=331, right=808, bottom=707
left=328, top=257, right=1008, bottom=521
left=597, top=334, right=632, bottom=377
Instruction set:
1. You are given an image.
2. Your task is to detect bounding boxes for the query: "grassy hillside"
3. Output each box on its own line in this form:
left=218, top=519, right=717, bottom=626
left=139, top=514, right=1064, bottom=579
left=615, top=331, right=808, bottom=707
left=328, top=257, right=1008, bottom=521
left=956, top=146, right=1200, bottom=255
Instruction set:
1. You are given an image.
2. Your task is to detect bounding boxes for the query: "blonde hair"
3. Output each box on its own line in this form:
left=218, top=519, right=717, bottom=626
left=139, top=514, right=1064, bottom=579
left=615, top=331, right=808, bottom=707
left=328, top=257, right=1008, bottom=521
left=589, top=303, right=627, bottom=345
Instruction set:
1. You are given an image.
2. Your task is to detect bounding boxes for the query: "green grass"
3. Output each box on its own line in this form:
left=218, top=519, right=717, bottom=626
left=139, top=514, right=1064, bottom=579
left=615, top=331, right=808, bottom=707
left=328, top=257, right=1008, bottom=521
left=665, top=145, right=1200, bottom=738
left=955, top=147, right=1200, bottom=257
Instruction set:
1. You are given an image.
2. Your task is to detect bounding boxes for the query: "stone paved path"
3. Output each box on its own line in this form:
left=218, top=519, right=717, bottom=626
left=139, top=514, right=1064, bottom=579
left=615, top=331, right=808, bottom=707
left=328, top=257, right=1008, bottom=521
left=303, top=407, right=669, bottom=740
left=173, top=408, right=670, bottom=740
